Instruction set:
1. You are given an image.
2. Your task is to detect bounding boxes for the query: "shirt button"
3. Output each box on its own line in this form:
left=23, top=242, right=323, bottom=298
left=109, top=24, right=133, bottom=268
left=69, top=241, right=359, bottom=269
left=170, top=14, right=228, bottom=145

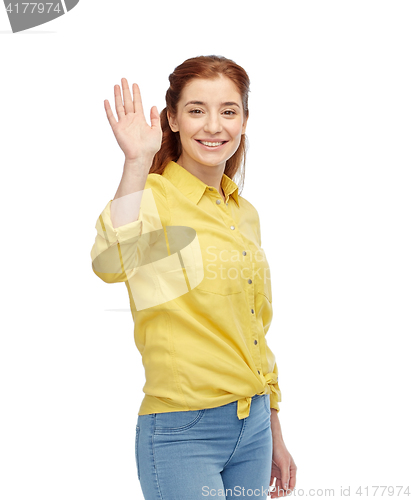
left=258, top=370, right=260, bottom=374
left=230, top=225, right=235, bottom=230
left=251, top=309, right=254, bottom=314
left=216, top=199, right=221, bottom=204
left=254, top=340, right=257, bottom=345
left=242, top=251, right=246, bottom=256
left=248, top=279, right=252, bottom=284
left=225, top=202, right=228, bottom=205
left=208, top=187, right=213, bottom=191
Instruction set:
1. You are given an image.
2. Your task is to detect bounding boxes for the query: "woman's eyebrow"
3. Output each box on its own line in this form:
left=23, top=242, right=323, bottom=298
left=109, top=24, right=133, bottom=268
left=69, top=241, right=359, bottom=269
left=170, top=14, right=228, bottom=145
left=184, top=100, right=240, bottom=109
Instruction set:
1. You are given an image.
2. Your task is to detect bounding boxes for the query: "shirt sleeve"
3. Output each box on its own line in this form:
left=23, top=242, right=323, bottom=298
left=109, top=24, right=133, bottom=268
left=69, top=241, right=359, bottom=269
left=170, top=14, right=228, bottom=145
left=269, top=361, right=282, bottom=412
left=254, top=206, right=282, bottom=412
left=90, top=175, right=170, bottom=284
left=256, top=210, right=262, bottom=247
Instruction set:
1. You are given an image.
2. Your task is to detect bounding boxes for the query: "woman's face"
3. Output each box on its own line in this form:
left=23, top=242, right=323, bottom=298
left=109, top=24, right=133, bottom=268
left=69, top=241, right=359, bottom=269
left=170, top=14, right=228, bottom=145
left=167, top=75, right=248, bottom=172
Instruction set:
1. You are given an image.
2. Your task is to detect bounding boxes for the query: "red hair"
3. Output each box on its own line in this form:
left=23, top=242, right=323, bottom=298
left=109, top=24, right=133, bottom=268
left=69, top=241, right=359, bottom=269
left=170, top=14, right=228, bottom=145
left=150, top=55, right=250, bottom=194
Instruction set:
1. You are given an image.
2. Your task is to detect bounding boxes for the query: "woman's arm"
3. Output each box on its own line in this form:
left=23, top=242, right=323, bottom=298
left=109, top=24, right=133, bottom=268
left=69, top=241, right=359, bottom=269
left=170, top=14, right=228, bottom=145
left=270, top=408, right=283, bottom=441
left=104, top=78, right=162, bottom=227
left=110, top=156, right=152, bottom=228
left=269, top=410, right=298, bottom=498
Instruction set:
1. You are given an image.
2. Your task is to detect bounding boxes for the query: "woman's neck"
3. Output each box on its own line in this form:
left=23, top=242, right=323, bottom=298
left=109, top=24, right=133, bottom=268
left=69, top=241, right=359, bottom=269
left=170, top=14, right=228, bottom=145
left=176, top=156, right=226, bottom=198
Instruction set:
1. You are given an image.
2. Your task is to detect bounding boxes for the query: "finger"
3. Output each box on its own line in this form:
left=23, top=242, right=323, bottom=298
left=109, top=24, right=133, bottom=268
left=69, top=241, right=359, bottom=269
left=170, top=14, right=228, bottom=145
left=270, top=475, right=282, bottom=498
left=269, top=479, right=277, bottom=499
left=121, top=78, right=134, bottom=115
left=281, top=463, right=290, bottom=492
left=114, top=83, right=125, bottom=120
left=132, top=83, right=145, bottom=116
left=270, top=468, right=276, bottom=485
left=270, top=480, right=281, bottom=499
left=288, top=463, right=297, bottom=491
left=104, top=99, right=117, bottom=129
left=275, top=477, right=284, bottom=497
left=150, top=105, right=161, bottom=129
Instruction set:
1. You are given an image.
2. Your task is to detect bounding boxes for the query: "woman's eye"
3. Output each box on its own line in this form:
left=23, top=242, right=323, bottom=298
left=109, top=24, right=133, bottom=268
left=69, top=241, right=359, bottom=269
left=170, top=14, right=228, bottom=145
left=189, top=109, right=236, bottom=115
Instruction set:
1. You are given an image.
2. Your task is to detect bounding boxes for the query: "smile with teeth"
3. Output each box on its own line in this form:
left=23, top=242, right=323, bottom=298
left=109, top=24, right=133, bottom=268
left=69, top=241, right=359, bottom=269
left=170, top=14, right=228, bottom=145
left=197, top=140, right=227, bottom=147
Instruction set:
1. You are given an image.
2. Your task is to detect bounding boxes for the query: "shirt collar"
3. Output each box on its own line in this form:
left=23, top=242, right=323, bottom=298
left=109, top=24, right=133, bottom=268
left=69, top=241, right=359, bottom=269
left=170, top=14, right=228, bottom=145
left=162, top=161, right=240, bottom=208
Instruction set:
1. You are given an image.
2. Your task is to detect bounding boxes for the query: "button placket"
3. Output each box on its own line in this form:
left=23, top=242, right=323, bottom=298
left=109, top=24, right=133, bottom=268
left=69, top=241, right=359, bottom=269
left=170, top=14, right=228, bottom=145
left=208, top=185, right=227, bottom=206
left=205, top=188, right=244, bottom=294
left=248, top=259, right=261, bottom=369
left=213, top=193, right=266, bottom=381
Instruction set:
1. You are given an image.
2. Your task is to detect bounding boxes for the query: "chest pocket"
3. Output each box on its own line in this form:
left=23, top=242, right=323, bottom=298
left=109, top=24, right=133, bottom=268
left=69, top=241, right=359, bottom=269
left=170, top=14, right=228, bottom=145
left=195, top=244, right=243, bottom=295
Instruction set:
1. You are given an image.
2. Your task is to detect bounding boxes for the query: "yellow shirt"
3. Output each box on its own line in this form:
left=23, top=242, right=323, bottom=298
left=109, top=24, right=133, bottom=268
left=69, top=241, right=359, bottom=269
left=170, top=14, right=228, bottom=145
left=90, top=160, right=281, bottom=419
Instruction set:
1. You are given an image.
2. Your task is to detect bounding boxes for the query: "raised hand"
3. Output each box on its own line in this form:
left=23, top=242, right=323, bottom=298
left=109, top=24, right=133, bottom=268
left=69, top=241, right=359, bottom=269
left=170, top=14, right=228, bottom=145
left=104, top=78, right=162, bottom=163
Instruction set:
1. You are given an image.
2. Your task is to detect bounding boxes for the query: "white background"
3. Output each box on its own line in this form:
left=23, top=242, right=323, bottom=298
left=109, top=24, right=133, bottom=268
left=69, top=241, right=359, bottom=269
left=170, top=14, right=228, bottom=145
left=1, top=1, right=411, bottom=499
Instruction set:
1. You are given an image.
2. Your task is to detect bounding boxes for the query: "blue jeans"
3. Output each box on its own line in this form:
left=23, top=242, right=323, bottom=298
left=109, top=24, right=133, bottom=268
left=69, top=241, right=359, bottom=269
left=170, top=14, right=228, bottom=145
left=135, top=393, right=273, bottom=499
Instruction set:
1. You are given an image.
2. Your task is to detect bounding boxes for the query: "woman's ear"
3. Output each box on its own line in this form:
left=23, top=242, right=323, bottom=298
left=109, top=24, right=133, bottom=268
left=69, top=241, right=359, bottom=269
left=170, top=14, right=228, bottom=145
left=241, top=116, right=248, bottom=135
left=167, top=111, right=179, bottom=132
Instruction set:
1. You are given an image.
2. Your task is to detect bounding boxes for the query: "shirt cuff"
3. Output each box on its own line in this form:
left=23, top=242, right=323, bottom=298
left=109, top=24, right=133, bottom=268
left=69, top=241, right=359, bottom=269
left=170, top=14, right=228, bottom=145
left=98, top=199, right=143, bottom=246
left=91, top=199, right=144, bottom=283
left=268, top=363, right=282, bottom=412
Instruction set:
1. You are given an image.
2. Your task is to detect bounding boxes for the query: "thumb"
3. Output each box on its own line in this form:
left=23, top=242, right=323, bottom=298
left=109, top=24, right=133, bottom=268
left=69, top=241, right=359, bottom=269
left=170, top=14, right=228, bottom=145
left=150, top=105, right=161, bottom=129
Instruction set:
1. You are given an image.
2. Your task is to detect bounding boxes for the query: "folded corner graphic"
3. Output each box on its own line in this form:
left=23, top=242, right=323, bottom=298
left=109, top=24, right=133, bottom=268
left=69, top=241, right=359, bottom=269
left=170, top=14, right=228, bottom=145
left=92, top=188, right=205, bottom=312
left=4, top=0, right=80, bottom=33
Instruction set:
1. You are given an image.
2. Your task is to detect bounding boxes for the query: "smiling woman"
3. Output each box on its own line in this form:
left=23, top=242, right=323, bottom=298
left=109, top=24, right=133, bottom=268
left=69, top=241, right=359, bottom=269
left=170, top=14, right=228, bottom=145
left=166, top=75, right=248, bottom=185
left=91, top=55, right=297, bottom=499
left=149, top=56, right=250, bottom=194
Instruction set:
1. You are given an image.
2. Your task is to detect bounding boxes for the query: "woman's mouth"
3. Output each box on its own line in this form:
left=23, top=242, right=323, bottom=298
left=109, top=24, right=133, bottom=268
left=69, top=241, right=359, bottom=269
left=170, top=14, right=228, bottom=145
left=195, top=140, right=228, bottom=150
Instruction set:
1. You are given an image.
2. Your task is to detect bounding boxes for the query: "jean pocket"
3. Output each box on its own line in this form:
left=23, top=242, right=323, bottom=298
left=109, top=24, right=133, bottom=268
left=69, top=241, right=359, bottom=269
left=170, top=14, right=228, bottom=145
left=154, top=409, right=205, bottom=434
left=135, top=425, right=141, bottom=480
left=263, top=394, right=271, bottom=415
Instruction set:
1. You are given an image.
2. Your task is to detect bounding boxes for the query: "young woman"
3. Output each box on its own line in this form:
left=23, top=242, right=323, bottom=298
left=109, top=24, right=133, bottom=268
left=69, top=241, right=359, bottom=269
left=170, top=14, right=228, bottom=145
left=91, top=55, right=297, bottom=499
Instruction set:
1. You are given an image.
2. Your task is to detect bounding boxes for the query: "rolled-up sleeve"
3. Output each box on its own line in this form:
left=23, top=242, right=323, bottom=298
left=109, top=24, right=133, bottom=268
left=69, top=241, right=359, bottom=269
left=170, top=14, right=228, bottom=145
left=90, top=200, right=145, bottom=283
left=90, top=175, right=170, bottom=284
left=268, top=361, right=282, bottom=412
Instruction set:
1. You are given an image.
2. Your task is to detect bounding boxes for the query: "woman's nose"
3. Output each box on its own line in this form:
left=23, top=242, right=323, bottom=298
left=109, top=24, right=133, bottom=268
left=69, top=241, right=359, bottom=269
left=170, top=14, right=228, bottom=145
left=203, top=114, right=222, bottom=134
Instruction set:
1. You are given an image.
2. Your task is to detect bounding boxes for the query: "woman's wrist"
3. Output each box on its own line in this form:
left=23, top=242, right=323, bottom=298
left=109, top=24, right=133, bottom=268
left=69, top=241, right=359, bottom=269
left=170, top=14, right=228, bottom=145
left=270, top=409, right=284, bottom=442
